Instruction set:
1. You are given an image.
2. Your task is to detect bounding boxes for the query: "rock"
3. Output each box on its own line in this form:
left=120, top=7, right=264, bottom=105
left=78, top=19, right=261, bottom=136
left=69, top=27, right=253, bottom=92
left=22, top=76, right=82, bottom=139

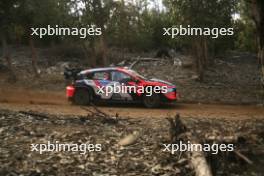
left=118, top=131, right=140, bottom=146
left=173, top=58, right=183, bottom=66
left=191, top=75, right=199, bottom=80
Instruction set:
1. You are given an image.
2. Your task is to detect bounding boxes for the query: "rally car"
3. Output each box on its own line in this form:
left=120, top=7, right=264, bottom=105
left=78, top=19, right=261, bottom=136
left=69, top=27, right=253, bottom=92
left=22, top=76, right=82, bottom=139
left=66, top=67, right=177, bottom=108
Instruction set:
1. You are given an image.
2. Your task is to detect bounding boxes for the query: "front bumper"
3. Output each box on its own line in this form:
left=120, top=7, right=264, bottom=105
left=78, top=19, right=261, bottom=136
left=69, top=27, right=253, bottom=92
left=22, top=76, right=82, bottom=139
left=163, top=90, right=178, bottom=100
left=163, top=87, right=178, bottom=101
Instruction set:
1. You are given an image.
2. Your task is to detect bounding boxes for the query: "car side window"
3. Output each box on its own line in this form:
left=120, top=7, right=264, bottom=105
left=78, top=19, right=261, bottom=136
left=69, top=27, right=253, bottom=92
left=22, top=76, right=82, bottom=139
left=84, top=73, right=93, bottom=79
left=93, top=71, right=110, bottom=80
left=111, top=71, right=131, bottom=82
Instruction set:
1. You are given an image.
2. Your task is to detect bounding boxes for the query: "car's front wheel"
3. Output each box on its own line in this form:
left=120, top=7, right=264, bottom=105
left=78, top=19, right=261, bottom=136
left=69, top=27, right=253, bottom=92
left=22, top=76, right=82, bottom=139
left=74, top=89, right=90, bottom=105
left=143, top=93, right=161, bottom=108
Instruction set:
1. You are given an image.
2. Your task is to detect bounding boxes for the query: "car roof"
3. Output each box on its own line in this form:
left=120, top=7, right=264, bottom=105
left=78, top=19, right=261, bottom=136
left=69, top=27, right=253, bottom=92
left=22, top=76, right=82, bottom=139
left=80, top=67, right=128, bottom=74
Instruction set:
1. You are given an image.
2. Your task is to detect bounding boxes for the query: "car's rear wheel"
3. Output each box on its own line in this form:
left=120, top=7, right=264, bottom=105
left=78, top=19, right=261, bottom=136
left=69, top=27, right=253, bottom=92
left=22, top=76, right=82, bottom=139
left=74, top=89, right=90, bottom=105
left=143, top=93, right=160, bottom=108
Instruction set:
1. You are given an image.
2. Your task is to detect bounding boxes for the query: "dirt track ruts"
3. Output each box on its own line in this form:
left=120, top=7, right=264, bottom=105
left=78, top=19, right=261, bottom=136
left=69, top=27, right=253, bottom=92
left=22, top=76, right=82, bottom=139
left=0, top=87, right=263, bottom=119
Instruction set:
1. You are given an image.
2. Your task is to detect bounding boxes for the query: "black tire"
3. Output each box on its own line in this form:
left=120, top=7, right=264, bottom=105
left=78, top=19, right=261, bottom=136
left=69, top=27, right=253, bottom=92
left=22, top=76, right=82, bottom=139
left=74, top=89, right=90, bottom=105
left=143, top=93, right=161, bottom=108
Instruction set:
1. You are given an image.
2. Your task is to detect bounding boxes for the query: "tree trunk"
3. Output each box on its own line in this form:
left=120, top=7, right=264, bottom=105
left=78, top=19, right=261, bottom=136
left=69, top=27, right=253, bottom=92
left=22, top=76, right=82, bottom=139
left=167, top=115, right=213, bottom=176
left=99, top=35, right=108, bottom=66
left=251, top=0, right=264, bottom=101
left=1, top=36, right=16, bottom=82
left=193, top=37, right=209, bottom=82
left=202, top=38, right=209, bottom=68
left=252, top=1, right=264, bottom=66
left=28, top=36, right=40, bottom=77
left=82, top=41, right=96, bottom=67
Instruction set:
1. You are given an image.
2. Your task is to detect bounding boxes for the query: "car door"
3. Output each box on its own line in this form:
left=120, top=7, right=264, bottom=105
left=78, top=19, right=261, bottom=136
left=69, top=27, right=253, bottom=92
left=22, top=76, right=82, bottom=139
left=110, top=71, right=136, bottom=101
left=91, top=71, right=113, bottom=99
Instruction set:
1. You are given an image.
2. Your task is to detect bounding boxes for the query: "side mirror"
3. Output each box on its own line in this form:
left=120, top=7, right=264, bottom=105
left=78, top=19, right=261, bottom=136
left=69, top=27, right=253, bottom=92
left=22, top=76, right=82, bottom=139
left=134, top=79, right=140, bottom=84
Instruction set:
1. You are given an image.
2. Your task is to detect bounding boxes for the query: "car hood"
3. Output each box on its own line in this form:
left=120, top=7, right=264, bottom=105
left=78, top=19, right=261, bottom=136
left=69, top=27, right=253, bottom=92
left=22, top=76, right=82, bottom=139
left=148, top=78, right=175, bottom=87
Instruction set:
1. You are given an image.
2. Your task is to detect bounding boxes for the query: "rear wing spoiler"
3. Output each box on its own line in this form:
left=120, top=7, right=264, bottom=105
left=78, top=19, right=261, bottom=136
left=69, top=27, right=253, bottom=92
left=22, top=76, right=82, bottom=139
left=64, top=67, right=83, bottom=82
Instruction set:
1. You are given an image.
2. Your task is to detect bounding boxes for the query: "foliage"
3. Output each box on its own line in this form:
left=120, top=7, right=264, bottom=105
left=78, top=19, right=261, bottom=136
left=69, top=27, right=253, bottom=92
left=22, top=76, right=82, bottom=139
left=0, top=0, right=260, bottom=56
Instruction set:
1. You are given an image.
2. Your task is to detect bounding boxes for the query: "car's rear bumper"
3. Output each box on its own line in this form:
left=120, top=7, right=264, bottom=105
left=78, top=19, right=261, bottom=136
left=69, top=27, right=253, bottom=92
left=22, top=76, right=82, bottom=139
left=66, top=85, right=75, bottom=99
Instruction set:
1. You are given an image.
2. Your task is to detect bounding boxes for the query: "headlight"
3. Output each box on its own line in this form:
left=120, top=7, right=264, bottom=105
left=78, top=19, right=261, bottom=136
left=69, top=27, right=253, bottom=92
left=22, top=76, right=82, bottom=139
left=167, top=88, right=175, bottom=92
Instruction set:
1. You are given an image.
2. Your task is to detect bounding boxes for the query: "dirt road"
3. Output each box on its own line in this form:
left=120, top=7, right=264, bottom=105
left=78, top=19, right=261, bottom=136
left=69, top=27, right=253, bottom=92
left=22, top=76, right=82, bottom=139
left=0, top=87, right=263, bottom=119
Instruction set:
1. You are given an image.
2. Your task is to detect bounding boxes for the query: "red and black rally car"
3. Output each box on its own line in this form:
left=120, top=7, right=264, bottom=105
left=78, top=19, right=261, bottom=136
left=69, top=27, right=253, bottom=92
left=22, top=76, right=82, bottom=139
left=66, top=67, right=177, bottom=108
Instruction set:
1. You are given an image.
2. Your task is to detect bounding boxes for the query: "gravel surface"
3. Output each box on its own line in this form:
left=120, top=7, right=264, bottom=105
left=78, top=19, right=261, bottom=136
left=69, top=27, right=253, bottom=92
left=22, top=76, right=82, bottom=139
left=1, top=109, right=264, bottom=175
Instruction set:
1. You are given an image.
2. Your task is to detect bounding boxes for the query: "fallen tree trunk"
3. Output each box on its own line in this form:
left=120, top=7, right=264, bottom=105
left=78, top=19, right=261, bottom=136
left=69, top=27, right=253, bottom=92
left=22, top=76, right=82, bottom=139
left=189, top=148, right=213, bottom=176
left=129, top=57, right=161, bottom=69
left=167, top=114, right=213, bottom=176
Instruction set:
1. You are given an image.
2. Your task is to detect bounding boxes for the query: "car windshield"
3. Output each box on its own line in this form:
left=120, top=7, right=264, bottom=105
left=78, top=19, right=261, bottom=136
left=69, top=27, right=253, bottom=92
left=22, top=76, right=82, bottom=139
left=127, top=69, right=147, bottom=80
